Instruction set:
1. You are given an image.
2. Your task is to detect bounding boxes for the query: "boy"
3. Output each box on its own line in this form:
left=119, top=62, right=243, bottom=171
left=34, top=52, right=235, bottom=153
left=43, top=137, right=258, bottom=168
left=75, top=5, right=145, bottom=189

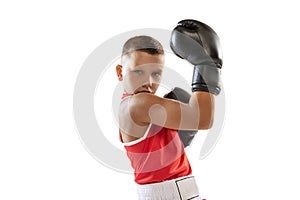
left=116, top=19, right=222, bottom=200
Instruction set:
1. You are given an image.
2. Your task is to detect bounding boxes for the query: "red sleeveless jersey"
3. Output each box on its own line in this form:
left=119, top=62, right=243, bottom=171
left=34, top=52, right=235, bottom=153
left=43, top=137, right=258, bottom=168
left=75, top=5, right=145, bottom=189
left=120, top=94, right=192, bottom=184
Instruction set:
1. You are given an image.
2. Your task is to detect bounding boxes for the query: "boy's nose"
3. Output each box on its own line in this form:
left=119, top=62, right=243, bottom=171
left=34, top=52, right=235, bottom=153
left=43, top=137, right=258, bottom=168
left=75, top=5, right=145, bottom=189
left=142, top=82, right=153, bottom=89
left=143, top=85, right=154, bottom=93
left=143, top=76, right=154, bottom=86
left=141, top=78, right=154, bottom=91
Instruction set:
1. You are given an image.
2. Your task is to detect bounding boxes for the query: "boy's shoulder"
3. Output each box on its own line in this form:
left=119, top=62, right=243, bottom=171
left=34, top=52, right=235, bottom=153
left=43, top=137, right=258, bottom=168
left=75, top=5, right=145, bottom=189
left=120, top=93, right=162, bottom=126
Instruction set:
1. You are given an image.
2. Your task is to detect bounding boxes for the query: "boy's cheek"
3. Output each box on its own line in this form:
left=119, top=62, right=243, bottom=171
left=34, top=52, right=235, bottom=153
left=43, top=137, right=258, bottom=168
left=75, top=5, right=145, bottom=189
left=123, top=80, right=140, bottom=94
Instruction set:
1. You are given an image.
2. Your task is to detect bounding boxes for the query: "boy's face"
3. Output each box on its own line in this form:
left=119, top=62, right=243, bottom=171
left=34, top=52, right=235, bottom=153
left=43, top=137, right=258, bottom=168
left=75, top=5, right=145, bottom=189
left=116, top=51, right=164, bottom=94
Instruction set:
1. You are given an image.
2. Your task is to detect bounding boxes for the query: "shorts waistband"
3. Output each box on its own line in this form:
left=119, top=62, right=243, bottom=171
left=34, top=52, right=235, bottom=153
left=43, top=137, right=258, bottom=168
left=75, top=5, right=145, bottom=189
left=136, top=175, right=200, bottom=200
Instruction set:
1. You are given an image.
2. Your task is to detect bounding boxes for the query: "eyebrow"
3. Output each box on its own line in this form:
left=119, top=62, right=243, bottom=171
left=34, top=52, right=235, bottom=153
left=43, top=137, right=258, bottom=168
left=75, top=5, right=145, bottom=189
left=155, top=69, right=163, bottom=73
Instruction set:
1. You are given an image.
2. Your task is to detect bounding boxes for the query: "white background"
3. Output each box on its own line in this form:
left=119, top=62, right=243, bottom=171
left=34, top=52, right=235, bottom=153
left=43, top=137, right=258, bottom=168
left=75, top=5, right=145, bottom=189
left=1, top=0, right=300, bottom=199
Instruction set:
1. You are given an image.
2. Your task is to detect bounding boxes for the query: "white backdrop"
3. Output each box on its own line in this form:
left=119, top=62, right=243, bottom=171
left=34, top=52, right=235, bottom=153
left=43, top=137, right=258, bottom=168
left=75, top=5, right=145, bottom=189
left=1, top=0, right=300, bottom=199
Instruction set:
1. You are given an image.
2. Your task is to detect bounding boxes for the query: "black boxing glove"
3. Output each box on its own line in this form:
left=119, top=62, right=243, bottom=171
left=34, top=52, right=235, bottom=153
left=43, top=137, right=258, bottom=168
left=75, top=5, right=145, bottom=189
left=170, top=19, right=223, bottom=95
left=164, top=87, right=197, bottom=147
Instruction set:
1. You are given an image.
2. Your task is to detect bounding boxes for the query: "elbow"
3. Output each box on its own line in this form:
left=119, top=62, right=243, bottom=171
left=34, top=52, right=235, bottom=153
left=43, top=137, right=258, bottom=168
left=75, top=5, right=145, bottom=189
left=198, top=117, right=214, bottom=130
left=198, top=122, right=212, bottom=130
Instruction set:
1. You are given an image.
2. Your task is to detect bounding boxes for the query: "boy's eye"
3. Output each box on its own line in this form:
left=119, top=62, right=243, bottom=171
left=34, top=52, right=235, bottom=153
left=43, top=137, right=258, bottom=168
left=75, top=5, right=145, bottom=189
left=133, top=70, right=143, bottom=74
left=152, top=72, right=161, bottom=78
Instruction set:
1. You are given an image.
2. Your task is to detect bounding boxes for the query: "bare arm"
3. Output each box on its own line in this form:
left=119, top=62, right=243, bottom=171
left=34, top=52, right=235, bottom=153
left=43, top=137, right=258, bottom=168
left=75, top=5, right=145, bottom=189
left=129, top=91, right=214, bottom=130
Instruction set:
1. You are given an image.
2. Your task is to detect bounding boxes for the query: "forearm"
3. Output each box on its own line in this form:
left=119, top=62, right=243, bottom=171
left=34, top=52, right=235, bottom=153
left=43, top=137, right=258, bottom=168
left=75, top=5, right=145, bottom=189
left=189, top=91, right=214, bottom=129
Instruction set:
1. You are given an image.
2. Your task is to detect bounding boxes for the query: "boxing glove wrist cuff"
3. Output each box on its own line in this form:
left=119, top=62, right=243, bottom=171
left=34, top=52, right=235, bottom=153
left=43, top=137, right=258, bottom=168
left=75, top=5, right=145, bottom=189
left=192, top=65, right=221, bottom=95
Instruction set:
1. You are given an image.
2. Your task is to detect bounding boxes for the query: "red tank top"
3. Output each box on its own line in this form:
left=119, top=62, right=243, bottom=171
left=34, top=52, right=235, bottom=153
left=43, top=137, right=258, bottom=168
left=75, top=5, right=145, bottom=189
left=120, top=94, right=192, bottom=184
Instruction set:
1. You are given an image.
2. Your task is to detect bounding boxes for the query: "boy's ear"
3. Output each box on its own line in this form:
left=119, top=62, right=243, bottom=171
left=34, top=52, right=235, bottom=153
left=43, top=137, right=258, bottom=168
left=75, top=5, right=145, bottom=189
left=116, top=64, right=123, bottom=81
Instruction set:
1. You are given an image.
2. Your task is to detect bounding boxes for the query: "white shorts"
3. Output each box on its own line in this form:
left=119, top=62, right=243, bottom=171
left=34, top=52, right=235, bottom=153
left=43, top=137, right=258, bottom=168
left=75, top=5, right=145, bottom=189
left=136, top=175, right=201, bottom=200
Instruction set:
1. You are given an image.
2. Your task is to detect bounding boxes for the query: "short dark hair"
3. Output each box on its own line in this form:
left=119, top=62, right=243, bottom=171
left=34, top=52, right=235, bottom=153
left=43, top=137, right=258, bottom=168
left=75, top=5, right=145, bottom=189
left=122, top=35, right=164, bottom=57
